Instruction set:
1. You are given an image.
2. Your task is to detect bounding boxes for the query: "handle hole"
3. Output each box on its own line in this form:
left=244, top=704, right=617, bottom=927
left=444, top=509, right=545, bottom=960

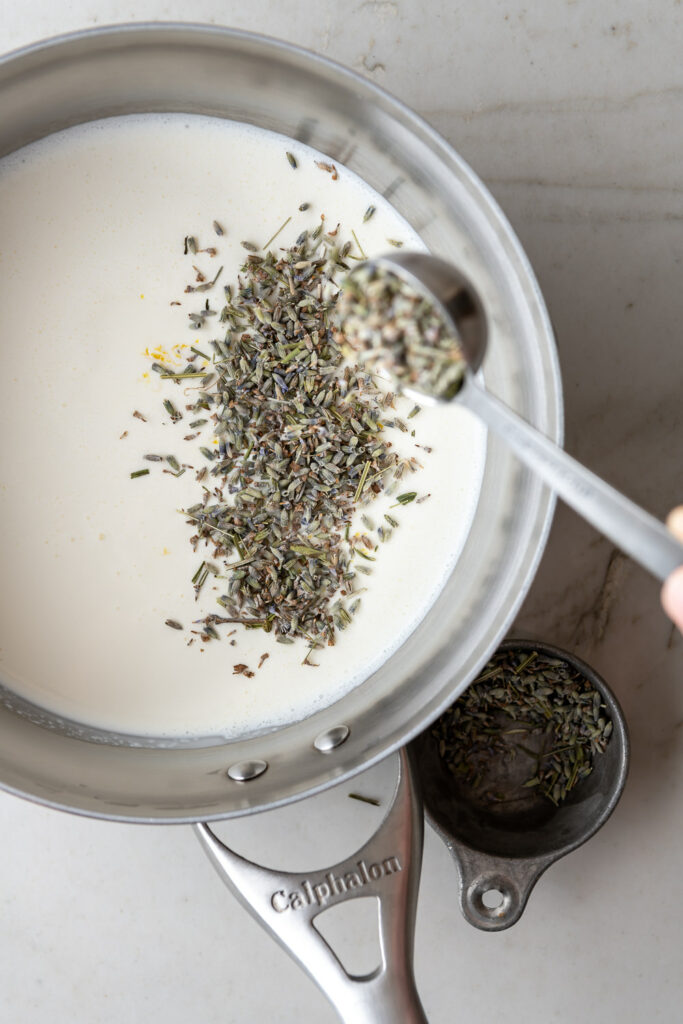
left=467, top=875, right=516, bottom=921
left=313, top=896, right=382, bottom=979
left=481, top=888, right=504, bottom=910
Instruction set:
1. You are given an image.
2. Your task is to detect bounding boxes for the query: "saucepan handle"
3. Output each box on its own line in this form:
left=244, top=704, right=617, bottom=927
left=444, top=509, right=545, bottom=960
left=195, top=748, right=428, bottom=1024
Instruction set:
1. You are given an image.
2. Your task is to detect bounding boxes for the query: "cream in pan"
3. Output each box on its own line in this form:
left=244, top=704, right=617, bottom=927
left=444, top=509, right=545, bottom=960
left=0, top=114, right=485, bottom=738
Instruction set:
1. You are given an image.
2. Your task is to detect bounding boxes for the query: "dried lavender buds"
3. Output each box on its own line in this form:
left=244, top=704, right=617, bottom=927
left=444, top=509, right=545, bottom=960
left=432, top=648, right=614, bottom=808
left=336, top=264, right=466, bottom=400
left=153, top=219, right=426, bottom=655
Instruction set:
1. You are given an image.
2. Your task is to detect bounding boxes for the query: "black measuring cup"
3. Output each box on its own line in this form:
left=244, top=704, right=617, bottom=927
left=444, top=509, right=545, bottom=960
left=411, top=639, right=629, bottom=931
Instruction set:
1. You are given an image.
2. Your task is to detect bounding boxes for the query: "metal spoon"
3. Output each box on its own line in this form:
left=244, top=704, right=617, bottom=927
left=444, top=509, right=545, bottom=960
left=368, top=252, right=683, bottom=581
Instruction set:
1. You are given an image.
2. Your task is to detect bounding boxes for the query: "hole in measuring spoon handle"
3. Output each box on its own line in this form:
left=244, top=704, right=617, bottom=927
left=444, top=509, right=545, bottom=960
left=463, top=873, right=523, bottom=931
left=481, top=887, right=504, bottom=910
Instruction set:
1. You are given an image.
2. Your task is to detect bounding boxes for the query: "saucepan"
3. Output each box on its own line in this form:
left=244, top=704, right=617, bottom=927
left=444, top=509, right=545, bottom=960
left=0, top=24, right=562, bottom=1020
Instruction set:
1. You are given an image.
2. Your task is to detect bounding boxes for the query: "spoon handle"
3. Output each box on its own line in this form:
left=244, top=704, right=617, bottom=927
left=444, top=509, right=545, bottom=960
left=460, top=376, right=683, bottom=582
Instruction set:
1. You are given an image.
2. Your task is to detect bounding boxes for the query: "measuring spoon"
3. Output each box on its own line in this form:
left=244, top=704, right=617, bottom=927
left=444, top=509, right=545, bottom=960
left=357, top=252, right=683, bottom=581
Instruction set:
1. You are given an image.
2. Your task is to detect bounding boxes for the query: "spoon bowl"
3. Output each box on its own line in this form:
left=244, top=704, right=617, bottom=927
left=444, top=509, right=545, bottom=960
left=372, top=251, right=488, bottom=385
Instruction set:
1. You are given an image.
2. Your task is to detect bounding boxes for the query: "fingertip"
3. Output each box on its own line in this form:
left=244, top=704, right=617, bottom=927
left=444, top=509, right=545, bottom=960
left=662, top=566, right=683, bottom=631
left=666, top=505, right=683, bottom=541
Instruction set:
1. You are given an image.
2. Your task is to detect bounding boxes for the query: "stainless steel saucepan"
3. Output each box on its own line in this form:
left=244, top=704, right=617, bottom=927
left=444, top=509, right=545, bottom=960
left=0, top=24, right=563, bottom=1020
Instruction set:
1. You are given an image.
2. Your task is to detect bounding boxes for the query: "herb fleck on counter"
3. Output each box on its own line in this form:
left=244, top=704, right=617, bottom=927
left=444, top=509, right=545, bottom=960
left=348, top=793, right=381, bottom=807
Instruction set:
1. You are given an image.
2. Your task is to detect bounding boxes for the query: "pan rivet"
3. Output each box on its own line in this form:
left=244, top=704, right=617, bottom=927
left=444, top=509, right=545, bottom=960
left=314, top=725, right=350, bottom=752
left=227, top=759, right=268, bottom=782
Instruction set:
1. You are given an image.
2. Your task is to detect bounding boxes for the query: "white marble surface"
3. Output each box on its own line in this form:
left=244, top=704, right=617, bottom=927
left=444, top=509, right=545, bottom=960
left=1, top=2, right=682, bottom=1022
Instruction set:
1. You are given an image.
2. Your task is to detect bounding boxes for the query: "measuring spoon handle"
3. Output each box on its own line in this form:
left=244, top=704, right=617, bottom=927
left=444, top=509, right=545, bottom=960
left=460, top=376, right=683, bottom=582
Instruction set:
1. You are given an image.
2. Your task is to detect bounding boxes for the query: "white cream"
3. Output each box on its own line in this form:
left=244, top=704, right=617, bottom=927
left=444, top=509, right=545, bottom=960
left=0, top=114, right=485, bottom=738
